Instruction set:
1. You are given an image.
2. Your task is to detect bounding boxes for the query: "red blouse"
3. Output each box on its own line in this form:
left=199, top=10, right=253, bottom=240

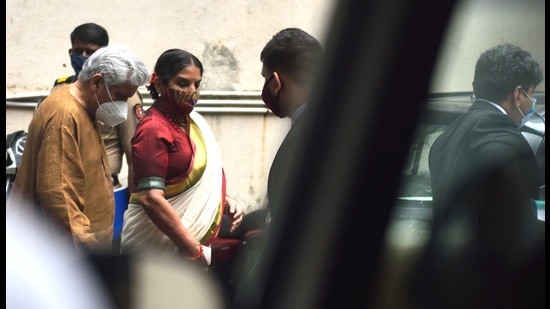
left=131, top=106, right=195, bottom=189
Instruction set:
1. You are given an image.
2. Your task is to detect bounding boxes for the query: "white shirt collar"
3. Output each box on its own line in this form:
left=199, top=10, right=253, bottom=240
left=477, top=99, right=507, bottom=114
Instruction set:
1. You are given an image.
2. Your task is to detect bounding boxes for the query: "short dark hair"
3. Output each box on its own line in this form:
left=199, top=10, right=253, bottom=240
left=472, top=44, right=543, bottom=102
left=260, top=28, right=322, bottom=86
left=148, top=49, right=204, bottom=100
left=70, top=23, right=109, bottom=47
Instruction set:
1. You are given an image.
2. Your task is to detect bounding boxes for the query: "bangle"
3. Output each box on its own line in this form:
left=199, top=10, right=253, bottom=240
left=186, top=243, right=203, bottom=260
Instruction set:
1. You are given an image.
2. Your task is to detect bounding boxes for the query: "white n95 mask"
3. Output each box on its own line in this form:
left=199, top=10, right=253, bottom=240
left=94, top=83, right=128, bottom=127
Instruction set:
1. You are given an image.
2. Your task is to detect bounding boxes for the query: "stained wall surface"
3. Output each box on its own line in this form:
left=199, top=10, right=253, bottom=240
left=6, top=0, right=337, bottom=93
left=6, top=0, right=544, bottom=95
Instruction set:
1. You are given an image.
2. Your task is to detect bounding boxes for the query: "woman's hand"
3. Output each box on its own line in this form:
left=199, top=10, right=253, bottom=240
left=180, top=243, right=210, bottom=266
left=225, top=196, right=243, bottom=233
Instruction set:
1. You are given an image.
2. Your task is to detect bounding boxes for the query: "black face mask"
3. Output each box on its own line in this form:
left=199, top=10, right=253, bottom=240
left=261, top=75, right=284, bottom=118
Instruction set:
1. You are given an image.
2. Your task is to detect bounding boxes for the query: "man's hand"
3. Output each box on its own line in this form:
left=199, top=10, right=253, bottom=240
left=225, top=196, right=243, bottom=233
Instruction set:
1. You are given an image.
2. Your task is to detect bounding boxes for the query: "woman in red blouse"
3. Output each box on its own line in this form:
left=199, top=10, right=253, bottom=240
left=121, top=49, right=243, bottom=266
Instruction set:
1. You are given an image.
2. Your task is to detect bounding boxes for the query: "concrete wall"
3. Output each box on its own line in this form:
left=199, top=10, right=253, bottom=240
left=6, top=0, right=544, bottom=95
left=430, top=0, right=545, bottom=93
left=6, top=0, right=546, bottom=213
left=6, top=0, right=336, bottom=93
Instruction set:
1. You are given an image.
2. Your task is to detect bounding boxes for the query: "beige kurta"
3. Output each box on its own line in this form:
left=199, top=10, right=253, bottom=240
left=7, top=84, right=114, bottom=250
left=48, top=79, right=144, bottom=190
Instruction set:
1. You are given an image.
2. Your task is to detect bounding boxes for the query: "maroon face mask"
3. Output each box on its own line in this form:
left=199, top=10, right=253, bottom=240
left=261, top=75, right=284, bottom=118
left=160, top=87, right=199, bottom=115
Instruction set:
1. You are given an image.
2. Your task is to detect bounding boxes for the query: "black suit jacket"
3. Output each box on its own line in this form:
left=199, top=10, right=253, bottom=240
left=429, top=100, right=542, bottom=254
left=266, top=105, right=309, bottom=222
left=410, top=100, right=545, bottom=308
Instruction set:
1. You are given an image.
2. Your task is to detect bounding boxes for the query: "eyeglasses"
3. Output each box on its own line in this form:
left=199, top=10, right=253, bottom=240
left=522, top=88, right=537, bottom=105
left=69, top=48, right=98, bottom=57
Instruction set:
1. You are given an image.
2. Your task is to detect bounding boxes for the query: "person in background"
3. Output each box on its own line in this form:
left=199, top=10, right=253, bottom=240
left=7, top=44, right=150, bottom=251
left=42, top=22, right=144, bottom=192
left=120, top=49, right=243, bottom=264
left=259, top=27, right=323, bottom=218
left=410, top=43, right=545, bottom=308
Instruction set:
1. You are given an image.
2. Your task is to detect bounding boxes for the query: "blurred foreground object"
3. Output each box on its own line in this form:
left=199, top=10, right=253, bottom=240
left=6, top=208, right=115, bottom=309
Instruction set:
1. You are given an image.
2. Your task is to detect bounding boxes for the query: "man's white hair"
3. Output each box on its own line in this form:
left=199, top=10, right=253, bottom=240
left=78, top=43, right=149, bottom=87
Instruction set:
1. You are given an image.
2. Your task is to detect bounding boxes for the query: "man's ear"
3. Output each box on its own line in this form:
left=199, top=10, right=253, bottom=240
left=272, top=72, right=282, bottom=93
left=513, top=85, right=522, bottom=107
left=91, top=74, right=103, bottom=91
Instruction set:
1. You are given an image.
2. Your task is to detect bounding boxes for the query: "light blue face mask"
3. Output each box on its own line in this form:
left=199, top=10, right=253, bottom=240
left=518, top=88, right=536, bottom=127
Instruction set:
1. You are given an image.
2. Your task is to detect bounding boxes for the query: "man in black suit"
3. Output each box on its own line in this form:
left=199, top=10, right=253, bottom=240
left=230, top=27, right=324, bottom=308
left=414, top=43, right=545, bottom=308
left=259, top=28, right=323, bottom=220
left=429, top=43, right=543, bottom=236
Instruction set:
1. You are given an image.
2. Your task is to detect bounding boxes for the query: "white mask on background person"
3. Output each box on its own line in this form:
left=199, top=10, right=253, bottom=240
left=95, top=83, right=128, bottom=127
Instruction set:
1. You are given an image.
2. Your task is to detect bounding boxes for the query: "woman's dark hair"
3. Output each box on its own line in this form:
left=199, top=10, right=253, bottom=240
left=70, top=23, right=109, bottom=47
left=148, top=49, right=204, bottom=100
